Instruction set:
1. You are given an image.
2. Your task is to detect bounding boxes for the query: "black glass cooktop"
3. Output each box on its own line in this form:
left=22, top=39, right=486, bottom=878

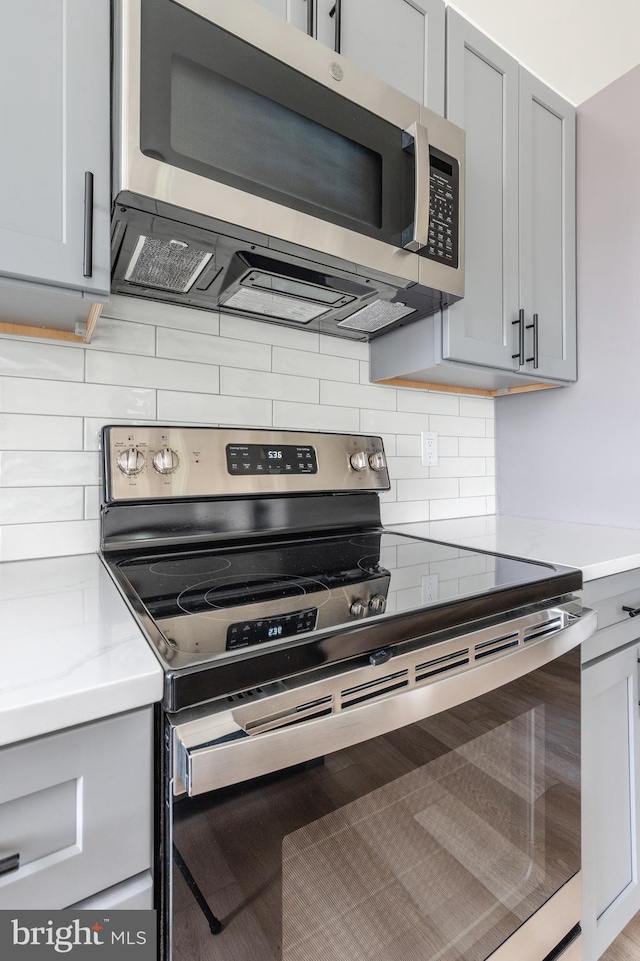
left=111, top=529, right=579, bottom=680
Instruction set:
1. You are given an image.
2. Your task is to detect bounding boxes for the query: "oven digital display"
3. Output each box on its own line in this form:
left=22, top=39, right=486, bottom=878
left=227, top=608, right=318, bottom=649
left=226, top=444, right=318, bottom=475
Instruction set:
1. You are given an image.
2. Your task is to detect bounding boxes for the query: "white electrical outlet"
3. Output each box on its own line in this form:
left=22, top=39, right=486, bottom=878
left=421, top=574, right=439, bottom=603
left=421, top=431, right=438, bottom=467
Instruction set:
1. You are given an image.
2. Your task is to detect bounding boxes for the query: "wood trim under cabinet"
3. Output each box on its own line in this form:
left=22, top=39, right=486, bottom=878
left=373, top=376, right=562, bottom=397
left=0, top=302, right=103, bottom=344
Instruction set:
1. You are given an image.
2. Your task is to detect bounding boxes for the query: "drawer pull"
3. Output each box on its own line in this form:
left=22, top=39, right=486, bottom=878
left=0, top=853, right=20, bottom=877
left=623, top=606, right=640, bottom=618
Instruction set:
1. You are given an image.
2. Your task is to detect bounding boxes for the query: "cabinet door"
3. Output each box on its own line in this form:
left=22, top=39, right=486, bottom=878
left=442, top=10, right=520, bottom=370
left=0, top=0, right=109, bottom=296
left=519, top=69, right=576, bottom=381
left=582, top=642, right=640, bottom=961
left=315, top=0, right=445, bottom=113
left=253, top=0, right=308, bottom=32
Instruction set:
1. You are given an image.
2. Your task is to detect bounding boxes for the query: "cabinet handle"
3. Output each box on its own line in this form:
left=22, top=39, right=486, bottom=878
left=526, top=313, right=539, bottom=369
left=623, top=605, right=640, bottom=618
left=304, top=0, right=315, bottom=37
left=0, top=853, right=20, bottom=877
left=512, top=309, right=525, bottom=365
left=83, top=171, right=94, bottom=278
left=329, top=1, right=342, bottom=53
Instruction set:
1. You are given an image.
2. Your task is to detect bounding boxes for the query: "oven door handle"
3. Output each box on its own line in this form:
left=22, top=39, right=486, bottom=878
left=172, top=608, right=596, bottom=797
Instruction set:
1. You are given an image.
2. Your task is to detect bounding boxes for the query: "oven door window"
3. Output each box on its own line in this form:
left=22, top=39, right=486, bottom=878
left=140, top=0, right=415, bottom=247
left=172, top=649, right=580, bottom=961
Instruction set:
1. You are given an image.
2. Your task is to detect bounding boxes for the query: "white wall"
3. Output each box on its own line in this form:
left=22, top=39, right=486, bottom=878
left=0, top=297, right=495, bottom=561
left=450, top=0, right=640, bottom=104
left=495, top=65, right=640, bottom=527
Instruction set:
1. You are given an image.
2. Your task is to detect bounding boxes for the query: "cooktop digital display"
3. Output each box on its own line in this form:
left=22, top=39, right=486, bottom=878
left=226, top=443, right=318, bottom=475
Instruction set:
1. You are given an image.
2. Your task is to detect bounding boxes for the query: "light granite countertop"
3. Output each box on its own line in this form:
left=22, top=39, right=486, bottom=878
left=0, top=553, right=163, bottom=747
left=389, top=515, right=640, bottom=582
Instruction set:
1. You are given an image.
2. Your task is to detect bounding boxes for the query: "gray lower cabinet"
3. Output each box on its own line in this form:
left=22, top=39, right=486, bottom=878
left=581, top=571, right=640, bottom=960
left=255, top=0, right=445, bottom=113
left=0, top=0, right=110, bottom=333
left=0, top=709, right=154, bottom=910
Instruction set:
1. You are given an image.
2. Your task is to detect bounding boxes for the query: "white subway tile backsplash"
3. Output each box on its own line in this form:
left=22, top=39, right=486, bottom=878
left=0, top=299, right=496, bottom=559
left=104, top=294, right=220, bottom=335
left=429, top=496, right=488, bottom=521
left=458, top=437, right=495, bottom=457
left=396, top=389, right=459, bottom=416
left=430, top=457, right=486, bottom=479
left=84, top=317, right=156, bottom=356
left=397, top=477, right=459, bottom=501
left=221, top=368, right=318, bottom=404
left=459, top=396, right=495, bottom=419
left=321, top=380, right=396, bottom=411
left=0, top=337, right=84, bottom=381
left=386, top=457, right=430, bottom=480
left=360, top=409, right=430, bottom=435
left=157, top=391, right=272, bottom=426
left=86, top=350, right=220, bottom=395
left=0, top=487, right=84, bottom=525
left=486, top=496, right=496, bottom=513
left=84, top=486, right=100, bottom=520
left=157, top=327, right=271, bottom=371
left=0, top=378, right=156, bottom=419
left=396, top=434, right=421, bottom=457
left=319, top=334, right=368, bottom=361
left=380, top=501, right=430, bottom=525
left=0, top=451, right=99, bottom=487
left=273, top=347, right=359, bottom=384
left=273, top=401, right=359, bottom=432
left=0, top=519, right=99, bottom=562
left=220, top=315, right=319, bottom=351
left=429, top=414, right=486, bottom=437
left=0, top=414, right=82, bottom=451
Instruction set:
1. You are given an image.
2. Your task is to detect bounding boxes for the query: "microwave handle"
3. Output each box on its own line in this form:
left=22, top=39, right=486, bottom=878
left=401, top=122, right=431, bottom=252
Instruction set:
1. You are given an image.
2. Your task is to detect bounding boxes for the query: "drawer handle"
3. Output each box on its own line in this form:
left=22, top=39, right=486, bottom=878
left=0, top=853, right=20, bottom=877
left=623, top=605, right=640, bottom=618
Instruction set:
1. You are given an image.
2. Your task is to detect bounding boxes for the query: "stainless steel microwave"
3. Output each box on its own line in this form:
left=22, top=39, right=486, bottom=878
left=111, top=0, right=465, bottom=340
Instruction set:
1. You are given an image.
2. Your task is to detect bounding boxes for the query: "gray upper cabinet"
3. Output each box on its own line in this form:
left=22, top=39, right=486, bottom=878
left=443, top=11, right=520, bottom=372
left=257, top=0, right=446, bottom=113
left=0, top=0, right=110, bottom=310
left=317, top=0, right=445, bottom=113
left=519, top=69, right=576, bottom=381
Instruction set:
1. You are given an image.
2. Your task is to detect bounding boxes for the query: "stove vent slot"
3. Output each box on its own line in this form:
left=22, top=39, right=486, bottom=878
left=341, top=669, right=409, bottom=709
left=227, top=686, right=264, bottom=703
left=474, top=632, right=519, bottom=661
left=523, top=617, right=563, bottom=643
left=415, top=648, right=470, bottom=682
left=245, top=695, right=333, bottom=736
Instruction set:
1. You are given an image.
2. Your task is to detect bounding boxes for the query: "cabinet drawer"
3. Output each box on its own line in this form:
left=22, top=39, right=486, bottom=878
left=0, top=708, right=153, bottom=909
left=582, top=569, right=640, bottom=632
left=69, top=871, right=154, bottom=910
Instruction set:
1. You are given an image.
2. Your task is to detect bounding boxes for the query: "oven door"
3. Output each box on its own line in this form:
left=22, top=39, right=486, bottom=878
left=168, top=606, right=595, bottom=961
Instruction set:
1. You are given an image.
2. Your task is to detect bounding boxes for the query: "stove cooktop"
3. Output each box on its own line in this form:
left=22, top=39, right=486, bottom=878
left=107, top=527, right=581, bottom=708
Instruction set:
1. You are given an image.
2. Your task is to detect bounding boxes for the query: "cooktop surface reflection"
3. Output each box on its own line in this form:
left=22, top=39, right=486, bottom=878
left=112, top=529, right=569, bottom=670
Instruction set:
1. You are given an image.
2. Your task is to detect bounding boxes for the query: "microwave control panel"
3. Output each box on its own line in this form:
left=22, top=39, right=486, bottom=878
left=424, top=147, right=460, bottom=269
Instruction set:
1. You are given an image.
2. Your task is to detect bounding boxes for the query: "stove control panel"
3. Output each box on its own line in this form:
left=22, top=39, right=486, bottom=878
left=103, top=426, right=390, bottom=502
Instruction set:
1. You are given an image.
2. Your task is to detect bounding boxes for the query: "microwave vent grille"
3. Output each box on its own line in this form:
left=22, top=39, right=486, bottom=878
left=125, top=235, right=213, bottom=293
left=337, top=300, right=416, bottom=333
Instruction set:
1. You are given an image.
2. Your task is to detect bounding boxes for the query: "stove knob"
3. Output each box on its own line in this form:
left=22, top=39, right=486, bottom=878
left=368, top=451, right=387, bottom=472
left=152, top=447, right=180, bottom=475
left=350, top=451, right=368, bottom=472
left=369, top=594, right=387, bottom=614
left=117, top=447, right=145, bottom=476
left=350, top=600, right=368, bottom=618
